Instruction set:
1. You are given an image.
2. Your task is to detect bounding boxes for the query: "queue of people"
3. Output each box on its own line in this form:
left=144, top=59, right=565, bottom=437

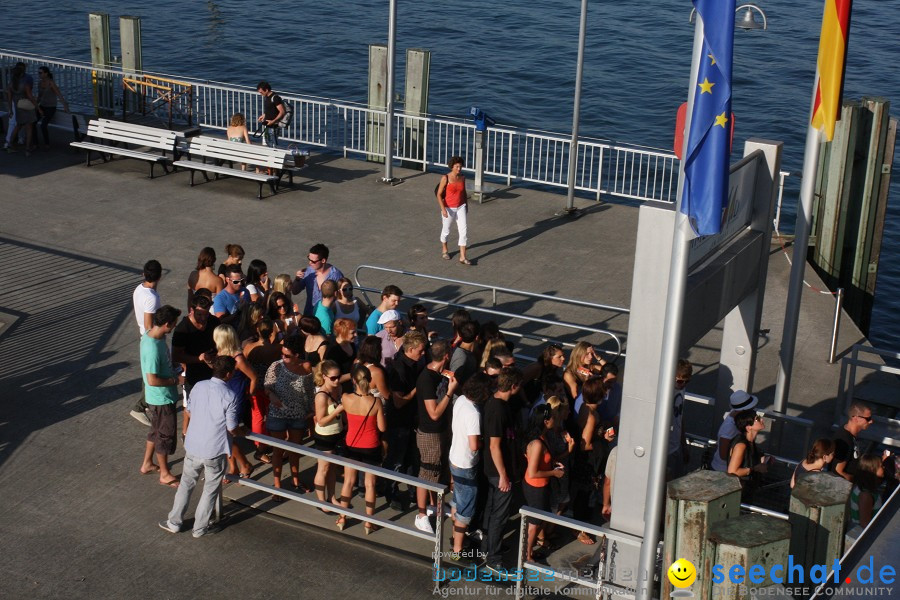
left=4, top=62, right=69, bottom=156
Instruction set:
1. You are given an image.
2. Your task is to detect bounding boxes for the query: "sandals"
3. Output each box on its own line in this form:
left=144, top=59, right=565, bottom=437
left=441, top=252, right=451, bottom=260
left=364, top=522, right=379, bottom=536
left=459, top=258, right=472, bottom=266
left=576, top=531, right=596, bottom=545
left=336, top=516, right=347, bottom=531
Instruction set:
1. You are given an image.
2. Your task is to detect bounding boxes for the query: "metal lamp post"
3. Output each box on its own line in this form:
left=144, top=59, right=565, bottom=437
left=561, top=0, right=589, bottom=215
left=381, top=0, right=399, bottom=185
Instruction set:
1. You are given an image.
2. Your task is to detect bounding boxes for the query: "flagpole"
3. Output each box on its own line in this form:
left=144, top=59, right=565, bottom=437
left=772, top=76, right=824, bottom=413
left=634, top=15, right=705, bottom=600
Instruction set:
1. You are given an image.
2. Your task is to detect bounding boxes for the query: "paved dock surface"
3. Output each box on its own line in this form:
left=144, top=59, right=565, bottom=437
left=0, top=136, right=896, bottom=599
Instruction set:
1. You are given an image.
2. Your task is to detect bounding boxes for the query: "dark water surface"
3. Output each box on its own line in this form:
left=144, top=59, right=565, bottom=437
left=3, top=0, right=899, bottom=346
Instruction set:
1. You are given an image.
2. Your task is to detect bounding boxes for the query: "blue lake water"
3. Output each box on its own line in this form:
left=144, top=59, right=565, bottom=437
left=3, top=0, right=899, bottom=347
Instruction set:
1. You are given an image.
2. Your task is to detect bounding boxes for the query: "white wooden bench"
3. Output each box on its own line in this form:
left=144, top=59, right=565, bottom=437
left=174, top=136, right=295, bottom=199
left=70, top=119, right=180, bottom=178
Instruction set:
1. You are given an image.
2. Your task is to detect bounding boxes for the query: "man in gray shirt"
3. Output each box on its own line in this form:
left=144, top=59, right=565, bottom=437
left=159, top=356, right=242, bottom=538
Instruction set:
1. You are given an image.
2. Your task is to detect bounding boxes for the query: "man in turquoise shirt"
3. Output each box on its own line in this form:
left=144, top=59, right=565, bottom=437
left=140, top=305, right=183, bottom=488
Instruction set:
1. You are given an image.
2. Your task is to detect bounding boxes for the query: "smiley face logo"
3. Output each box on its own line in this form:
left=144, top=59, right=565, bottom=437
left=667, top=558, right=697, bottom=588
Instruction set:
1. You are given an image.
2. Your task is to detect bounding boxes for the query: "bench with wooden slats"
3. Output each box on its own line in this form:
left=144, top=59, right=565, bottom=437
left=174, top=136, right=294, bottom=199
left=70, top=119, right=180, bottom=178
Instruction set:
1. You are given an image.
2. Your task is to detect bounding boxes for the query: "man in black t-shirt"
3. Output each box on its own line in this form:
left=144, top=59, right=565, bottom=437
left=833, top=401, right=873, bottom=482
left=385, top=331, right=427, bottom=510
left=481, top=366, right=523, bottom=576
left=171, top=293, right=220, bottom=398
left=413, top=339, right=459, bottom=534
left=256, top=80, right=285, bottom=148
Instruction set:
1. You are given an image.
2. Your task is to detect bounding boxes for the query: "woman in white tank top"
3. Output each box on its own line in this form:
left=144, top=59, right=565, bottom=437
left=334, top=277, right=366, bottom=330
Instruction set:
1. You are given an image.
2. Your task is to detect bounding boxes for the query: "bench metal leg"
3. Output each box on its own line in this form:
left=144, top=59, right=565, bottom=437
left=149, top=163, right=155, bottom=179
left=85, top=149, right=92, bottom=167
left=268, top=180, right=277, bottom=197
left=189, top=170, right=195, bottom=187
left=258, top=182, right=265, bottom=200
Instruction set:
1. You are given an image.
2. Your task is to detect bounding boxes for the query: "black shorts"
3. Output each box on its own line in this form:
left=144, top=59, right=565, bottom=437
left=313, top=431, right=343, bottom=453
left=147, top=403, right=177, bottom=456
left=345, top=446, right=381, bottom=466
left=522, top=480, right=551, bottom=512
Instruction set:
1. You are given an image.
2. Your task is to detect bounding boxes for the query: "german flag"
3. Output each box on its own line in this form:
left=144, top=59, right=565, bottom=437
left=810, top=0, right=853, bottom=141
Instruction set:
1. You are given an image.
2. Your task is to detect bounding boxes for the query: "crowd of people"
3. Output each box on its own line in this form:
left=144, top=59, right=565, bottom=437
left=133, top=242, right=897, bottom=567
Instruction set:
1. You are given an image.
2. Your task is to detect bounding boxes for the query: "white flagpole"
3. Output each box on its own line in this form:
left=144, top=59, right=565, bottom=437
left=773, top=70, right=825, bottom=413
left=634, top=15, right=705, bottom=600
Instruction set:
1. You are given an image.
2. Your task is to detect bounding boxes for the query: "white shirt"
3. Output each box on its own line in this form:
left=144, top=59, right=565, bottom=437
left=711, top=414, right=739, bottom=472
left=133, top=283, right=160, bottom=335
left=449, top=395, right=481, bottom=469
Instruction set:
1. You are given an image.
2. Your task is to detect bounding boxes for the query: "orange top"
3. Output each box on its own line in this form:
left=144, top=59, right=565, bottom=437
left=444, top=178, right=466, bottom=208
left=524, top=437, right=552, bottom=488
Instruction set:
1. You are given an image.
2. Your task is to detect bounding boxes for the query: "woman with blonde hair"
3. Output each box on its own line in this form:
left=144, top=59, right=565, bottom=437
left=563, top=341, right=605, bottom=401
left=480, top=338, right=509, bottom=368
left=213, top=324, right=258, bottom=478
left=236, top=303, right=265, bottom=345
left=337, top=365, right=386, bottom=533
left=312, top=360, right=345, bottom=509
left=272, top=273, right=300, bottom=315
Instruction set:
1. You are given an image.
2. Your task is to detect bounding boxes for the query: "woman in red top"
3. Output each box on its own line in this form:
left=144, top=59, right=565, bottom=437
left=523, top=403, right=565, bottom=563
left=337, top=365, right=386, bottom=533
left=436, top=156, right=472, bottom=265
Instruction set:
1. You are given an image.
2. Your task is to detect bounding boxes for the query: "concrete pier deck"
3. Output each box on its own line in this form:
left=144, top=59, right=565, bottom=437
left=0, top=136, right=895, bottom=599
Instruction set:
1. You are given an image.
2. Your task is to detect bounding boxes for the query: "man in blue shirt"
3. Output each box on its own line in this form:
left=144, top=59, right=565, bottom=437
left=366, top=284, right=403, bottom=335
left=291, top=243, right=343, bottom=316
left=159, top=356, right=242, bottom=538
left=212, top=264, right=244, bottom=318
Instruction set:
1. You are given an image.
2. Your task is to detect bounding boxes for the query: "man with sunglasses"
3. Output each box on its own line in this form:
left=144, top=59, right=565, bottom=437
left=833, top=401, right=873, bottom=482
left=291, top=243, right=343, bottom=317
left=212, top=264, right=245, bottom=318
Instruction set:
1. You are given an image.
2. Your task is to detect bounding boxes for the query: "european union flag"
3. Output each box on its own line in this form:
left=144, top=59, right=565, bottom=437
left=680, top=0, right=735, bottom=236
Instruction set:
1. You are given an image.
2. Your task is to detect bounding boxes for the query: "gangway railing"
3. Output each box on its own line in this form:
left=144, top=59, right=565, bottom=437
left=236, top=432, right=448, bottom=580
left=836, top=345, right=900, bottom=449
left=354, top=264, right=627, bottom=360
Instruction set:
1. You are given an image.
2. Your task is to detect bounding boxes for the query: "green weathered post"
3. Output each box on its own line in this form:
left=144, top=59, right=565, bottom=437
left=88, top=13, right=113, bottom=117
left=366, top=44, right=387, bottom=163
left=403, top=48, right=430, bottom=170
left=664, top=470, right=743, bottom=600
left=708, top=514, right=791, bottom=600
left=788, top=472, right=852, bottom=572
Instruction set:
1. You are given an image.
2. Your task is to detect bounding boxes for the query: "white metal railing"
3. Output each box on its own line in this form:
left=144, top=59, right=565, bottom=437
left=1, top=49, right=679, bottom=204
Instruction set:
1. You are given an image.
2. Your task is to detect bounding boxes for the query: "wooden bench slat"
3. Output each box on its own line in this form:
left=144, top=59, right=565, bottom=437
left=71, top=142, right=167, bottom=162
left=172, top=160, right=275, bottom=182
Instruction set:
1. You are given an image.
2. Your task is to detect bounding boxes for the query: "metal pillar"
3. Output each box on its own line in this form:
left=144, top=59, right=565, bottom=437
left=381, top=0, right=399, bottom=184
left=562, top=0, right=588, bottom=215
left=634, top=17, right=705, bottom=600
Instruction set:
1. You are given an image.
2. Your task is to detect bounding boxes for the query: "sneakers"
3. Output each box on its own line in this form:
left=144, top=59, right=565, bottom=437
left=414, top=513, right=435, bottom=534
left=158, top=520, right=179, bottom=534
left=483, top=561, right=510, bottom=580
left=192, top=523, right=222, bottom=538
left=130, top=409, right=151, bottom=427
left=466, top=528, right=484, bottom=543
left=446, top=550, right=484, bottom=571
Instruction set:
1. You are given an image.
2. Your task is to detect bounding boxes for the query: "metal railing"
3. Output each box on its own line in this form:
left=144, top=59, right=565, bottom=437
left=1, top=49, right=677, bottom=204
left=836, top=345, right=900, bottom=447
left=514, top=507, right=646, bottom=600
left=354, top=264, right=627, bottom=359
left=237, top=432, right=448, bottom=579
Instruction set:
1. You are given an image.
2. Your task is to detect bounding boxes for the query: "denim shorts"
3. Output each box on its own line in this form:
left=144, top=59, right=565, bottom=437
left=449, top=463, right=479, bottom=525
left=266, top=416, right=307, bottom=432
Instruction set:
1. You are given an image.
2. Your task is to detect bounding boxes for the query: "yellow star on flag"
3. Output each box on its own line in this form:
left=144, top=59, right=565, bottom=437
left=708, top=53, right=716, bottom=65
left=714, top=112, right=728, bottom=128
left=698, top=78, right=715, bottom=94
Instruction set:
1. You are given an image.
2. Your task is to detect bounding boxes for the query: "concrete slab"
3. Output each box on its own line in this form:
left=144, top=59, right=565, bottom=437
left=1, top=134, right=896, bottom=599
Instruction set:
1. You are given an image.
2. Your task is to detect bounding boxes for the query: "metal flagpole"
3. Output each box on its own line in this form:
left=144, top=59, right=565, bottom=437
left=562, top=0, right=588, bottom=215
left=772, top=81, right=824, bottom=413
left=381, top=0, right=398, bottom=184
left=634, top=16, right=705, bottom=600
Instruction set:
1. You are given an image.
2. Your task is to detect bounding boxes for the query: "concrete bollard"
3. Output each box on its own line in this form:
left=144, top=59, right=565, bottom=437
left=789, top=472, right=852, bottom=572
left=664, top=470, right=743, bottom=600
left=708, top=513, right=791, bottom=600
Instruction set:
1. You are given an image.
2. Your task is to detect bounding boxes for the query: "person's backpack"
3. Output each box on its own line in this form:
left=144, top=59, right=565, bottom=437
left=277, top=100, right=294, bottom=129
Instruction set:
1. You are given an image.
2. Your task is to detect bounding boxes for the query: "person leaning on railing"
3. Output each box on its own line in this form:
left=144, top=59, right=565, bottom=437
left=726, top=409, right=768, bottom=502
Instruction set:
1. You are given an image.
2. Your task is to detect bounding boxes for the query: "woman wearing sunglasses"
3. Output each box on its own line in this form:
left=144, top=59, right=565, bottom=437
left=727, top=409, right=768, bottom=501
left=312, top=360, right=345, bottom=509
left=264, top=334, right=315, bottom=500
left=334, top=277, right=367, bottom=331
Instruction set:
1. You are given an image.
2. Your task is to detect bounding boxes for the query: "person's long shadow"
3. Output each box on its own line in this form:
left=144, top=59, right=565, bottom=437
left=469, top=202, right=610, bottom=261
left=0, top=236, right=143, bottom=470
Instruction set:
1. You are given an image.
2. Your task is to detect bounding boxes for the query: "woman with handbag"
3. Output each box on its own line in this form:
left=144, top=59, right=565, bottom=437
left=312, top=359, right=345, bottom=510
left=7, top=64, right=37, bottom=155
left=336, top=365, right=385, bottom=533
left=436, top=156, right=472, bottom=265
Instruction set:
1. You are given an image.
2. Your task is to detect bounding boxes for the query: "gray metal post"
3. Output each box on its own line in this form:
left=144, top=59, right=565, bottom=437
left=828, top=288, right=844, bottom=364
left=381, top=0, right=398, bottom=184
left=562, top=0, right=588, bottom=215
left=773, top=86, right=824, bottom=412
left=474, top=130, right=485, bottom=202
left=634, top=17, right=704, bottom=600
